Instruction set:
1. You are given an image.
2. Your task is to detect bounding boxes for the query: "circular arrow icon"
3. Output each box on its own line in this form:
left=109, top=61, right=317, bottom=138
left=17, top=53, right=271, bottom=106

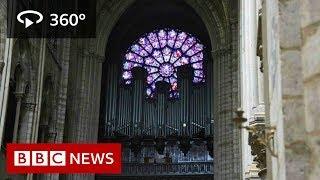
left=17, top=10, right=43, bottom=28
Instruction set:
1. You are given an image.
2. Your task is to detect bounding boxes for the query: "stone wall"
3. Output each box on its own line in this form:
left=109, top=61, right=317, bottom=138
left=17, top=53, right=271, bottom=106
left=279, top=0, right=309, bottom=179
left=299, top=0, right=320, bottom=179
left=276, top=0, right=320, bottom=179
left=262, top=0, right=286, bottom=179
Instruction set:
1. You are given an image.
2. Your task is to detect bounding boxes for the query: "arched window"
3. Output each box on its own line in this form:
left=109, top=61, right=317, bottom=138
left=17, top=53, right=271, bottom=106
left=122, top=29, right=205, bottom=99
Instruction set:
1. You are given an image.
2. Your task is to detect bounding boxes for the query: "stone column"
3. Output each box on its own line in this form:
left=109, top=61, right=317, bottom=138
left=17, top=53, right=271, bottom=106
left=30, top=39, right=47, bottom=144
left=212, top=46, right=242, bottom=179
left=0, top=38, right=13, bottom=147
left=12, top=92, right=24, bottom=142
left=55, top=38, right=71, bottom=144
left=239, top=0, right=260, bottom=178
left=262, top=0, right=286, bottom=179
left=65, top=51, right=104, bottom=180
left=26, top=39, right=47, bottom=180
left=18, top=101, right=35, bottom=143
left=66, top=51, right=104, bottom=143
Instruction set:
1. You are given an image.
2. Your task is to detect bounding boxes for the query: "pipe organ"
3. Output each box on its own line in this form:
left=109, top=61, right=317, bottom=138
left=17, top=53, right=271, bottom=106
left=102, top=62, right=214, bottom=165
left=101, top=29, right=214, bottom=175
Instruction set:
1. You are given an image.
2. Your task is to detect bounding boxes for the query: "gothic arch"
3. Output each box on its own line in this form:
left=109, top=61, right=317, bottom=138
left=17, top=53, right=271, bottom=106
left=10, top=40, right=34, bottom=84
left=89, top=0, right=232, bottom=57
left=8, top=40, right=37, bottom=143
left=90, top=0, right=241, bottom=179
left=13, top=64, right=24, bottom=91
left=64, top=0, right=241, bottom=179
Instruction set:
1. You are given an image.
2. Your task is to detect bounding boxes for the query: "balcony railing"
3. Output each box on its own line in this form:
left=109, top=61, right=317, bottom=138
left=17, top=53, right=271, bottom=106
left=116, top=161, right=213, bottom=176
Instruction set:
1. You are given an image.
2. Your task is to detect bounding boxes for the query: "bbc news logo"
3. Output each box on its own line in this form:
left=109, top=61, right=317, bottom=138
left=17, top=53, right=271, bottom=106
left=14, top=151, right=67, bottom=166
left=6, top=144, right=121, bottom=174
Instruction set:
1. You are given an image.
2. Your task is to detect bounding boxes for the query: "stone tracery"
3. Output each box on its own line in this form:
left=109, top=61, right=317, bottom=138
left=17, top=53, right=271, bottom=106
left=122, top=29, right=205, bottom=99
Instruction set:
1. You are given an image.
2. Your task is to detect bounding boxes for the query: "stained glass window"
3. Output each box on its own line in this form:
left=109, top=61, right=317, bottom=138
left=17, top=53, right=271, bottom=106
left=122, top=29, right=205, bottom=99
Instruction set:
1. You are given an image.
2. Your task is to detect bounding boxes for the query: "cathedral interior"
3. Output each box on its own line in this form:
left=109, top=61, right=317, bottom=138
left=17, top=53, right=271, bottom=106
left=98, top=1, right=214, bottom=179
left=0, top=0, right=320, bottom=180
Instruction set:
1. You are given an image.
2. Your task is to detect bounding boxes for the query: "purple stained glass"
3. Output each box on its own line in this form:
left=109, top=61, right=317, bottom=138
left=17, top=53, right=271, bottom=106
left=160, top=63, right=174, bottom=77
left=123, top=29, right=205, bottom=98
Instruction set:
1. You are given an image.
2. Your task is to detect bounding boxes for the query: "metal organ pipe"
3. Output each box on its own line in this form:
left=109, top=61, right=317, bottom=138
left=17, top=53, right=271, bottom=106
left=206, top=61, right=213, bottom=135
left=173, top=95, right=180, bottom=135
left=117, top=84, right=132, bottom=135
left=143, top=100, right=152, bottom=135
left=177, top=65, right=192, bottom=136
left=155, top=81, right=170, bottom=137
left=105, top=63, right=118, bottom=136
left=195, top=88, right=200, bottom=135
left=202, top=86, right=207, bottom=133
left=158, top=94, right=166, bottom=136
left=131, top=67, right=147, bottom=136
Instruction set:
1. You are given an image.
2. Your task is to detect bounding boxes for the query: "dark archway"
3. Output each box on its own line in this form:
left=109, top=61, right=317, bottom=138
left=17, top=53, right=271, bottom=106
left=104, top=0, right=212, bottom=60
left=99, top=0, right=213, bottom=179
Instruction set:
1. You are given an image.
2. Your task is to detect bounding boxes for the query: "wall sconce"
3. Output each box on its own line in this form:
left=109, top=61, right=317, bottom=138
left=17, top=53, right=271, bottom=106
left=233, top=108, right=278, bottom=158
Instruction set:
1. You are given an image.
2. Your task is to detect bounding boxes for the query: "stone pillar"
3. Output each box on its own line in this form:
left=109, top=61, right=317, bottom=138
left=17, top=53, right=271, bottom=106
left=131, top=67, right=147, bottom=135
left=239, top=0, right=259, bottom=178
left=55, top=38, right=71, bottom=144
left=26, top=39, right=47, bottom=180
left=299, top=0, right=320, bottom=178
left=0, top=38, right=13, bottom=147
left=12, top=92, right=24, bottom=142
left=30, top=39, right=47, bottom=144
left=66, top=51, right=104, bottom=143
left=18, top=101, right=35, bottom=143
left=262, top=0, right=286, bottom=179
left=65, top=50, right=104, bottom=180
left=212, top=46, right=242, bottom=179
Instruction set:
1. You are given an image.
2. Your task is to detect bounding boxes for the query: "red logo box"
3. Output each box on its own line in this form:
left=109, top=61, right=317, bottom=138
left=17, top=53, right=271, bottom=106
left=6, top=143, right=121, bottom=174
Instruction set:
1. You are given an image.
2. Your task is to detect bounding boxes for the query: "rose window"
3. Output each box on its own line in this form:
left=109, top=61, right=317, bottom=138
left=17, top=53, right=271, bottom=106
left=122, top=29, right=205, bottom=98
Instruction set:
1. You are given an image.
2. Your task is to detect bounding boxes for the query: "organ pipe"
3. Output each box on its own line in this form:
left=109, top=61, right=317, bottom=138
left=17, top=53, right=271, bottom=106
left=131, top=67, right=147, bottom=135
left=143, top=100, right=155, bottom=136
left=155, top=81, right=170, bottom=137
left=104, top=60, right=214, bottom=144
left=105, top=63, right=118, bottom=136
left=207, top=61, right=214, bottom=135
left=177, top=65, right=192, bottom=136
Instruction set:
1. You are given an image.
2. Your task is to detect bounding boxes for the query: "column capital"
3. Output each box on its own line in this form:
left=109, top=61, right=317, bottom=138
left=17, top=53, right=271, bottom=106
left=23, top=102, right=36, bottom=111
left=14, top=92, right=25, bottom=100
